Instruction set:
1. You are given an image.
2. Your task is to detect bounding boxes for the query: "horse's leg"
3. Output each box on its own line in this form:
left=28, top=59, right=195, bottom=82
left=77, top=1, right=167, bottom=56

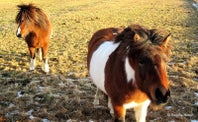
left=112, top=103, right=126, bottom=122
left=108, top=96, right=114, bottom=116
left=42, top=46, right=49, bottom=73
left=93, top=88, right=99, bottom=106
left=133, top=100, right=150, bottom=122
left=29, top=47, right=36, bottom=71
left=36, top=48, right=42, bottom=61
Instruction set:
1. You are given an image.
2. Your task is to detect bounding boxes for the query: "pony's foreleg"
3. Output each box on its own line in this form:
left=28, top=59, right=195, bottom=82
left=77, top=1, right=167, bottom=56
left=42, top=47, right=49, bottom=73
left=43, top=59, right=49, bottom=73
left=36, top=48, right=42, bottom=61
left=93, top=88, right=99, bottom=106
left=133, top=100, right=150, bottom=122
left=29, top=47, right=36, bottom=71
left=108, top=97, right=114, bottom=116
left=112, top=104, right=126, bottom=122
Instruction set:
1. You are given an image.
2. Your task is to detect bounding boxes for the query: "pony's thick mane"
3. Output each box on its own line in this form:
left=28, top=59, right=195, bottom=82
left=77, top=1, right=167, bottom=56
left=150, top=29, right=172, bottom=58
left=15, top=4, right=49, bottom=29
left=115, top=24, right=171, bottom=60
left=115, top=25, right=150, bottom=58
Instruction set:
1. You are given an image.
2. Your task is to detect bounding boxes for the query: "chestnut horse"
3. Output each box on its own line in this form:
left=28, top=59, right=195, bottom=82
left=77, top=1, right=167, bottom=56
left=87, top=24, right=171, bottom=122
left=15, top=4, right=52, bottom=73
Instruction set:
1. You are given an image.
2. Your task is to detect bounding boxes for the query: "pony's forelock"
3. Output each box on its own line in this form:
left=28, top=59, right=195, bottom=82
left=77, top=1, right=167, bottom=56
left=15, top=4, right=48, bottom=28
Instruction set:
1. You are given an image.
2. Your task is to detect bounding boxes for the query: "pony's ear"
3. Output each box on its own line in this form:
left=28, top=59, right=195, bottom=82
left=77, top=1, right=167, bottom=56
left=161, top=33, right=172, bottom=59
left=134, top=33, right=141, bottom=42
left=116, top=27, right=133, bottom=41
left=161, top=33, right=171, bottom=48
left=116, top=27, right=142, bottom=42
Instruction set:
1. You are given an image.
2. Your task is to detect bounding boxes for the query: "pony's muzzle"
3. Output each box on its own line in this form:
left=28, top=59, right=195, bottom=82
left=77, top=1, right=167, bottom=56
left=16, top=33, right=22, bottom=38
left=154, top=87, right=170, bottom=104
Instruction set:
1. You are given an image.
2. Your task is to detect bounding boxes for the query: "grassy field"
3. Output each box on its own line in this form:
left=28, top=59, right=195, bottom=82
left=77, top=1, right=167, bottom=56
left=0, top=0, right=198, bottom=121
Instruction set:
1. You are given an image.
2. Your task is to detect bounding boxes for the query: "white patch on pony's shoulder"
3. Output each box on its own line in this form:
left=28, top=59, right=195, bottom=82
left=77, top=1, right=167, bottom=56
left=125, top=57, right=135, bottom=83
left=89, top=41, right=120, bottom=93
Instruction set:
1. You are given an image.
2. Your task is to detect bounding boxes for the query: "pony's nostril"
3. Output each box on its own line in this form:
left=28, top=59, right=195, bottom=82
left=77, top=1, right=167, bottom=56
left=166, top=89, right=170, bottom=96
left=155, top=88, right=170, bottom=104
left=165, top=89, right=170, bottom=98
left=155, top=88, right=162, bottom=100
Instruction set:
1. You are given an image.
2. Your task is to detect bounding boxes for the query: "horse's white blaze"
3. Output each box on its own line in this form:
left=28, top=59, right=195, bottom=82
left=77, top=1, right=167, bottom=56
left=16, top=26, right=21, bottom=36
left=89, top=41, right=120, bottom=93
left=125, top=57, right=135, bottom=83
left=30, top=58, right=36, bottom=70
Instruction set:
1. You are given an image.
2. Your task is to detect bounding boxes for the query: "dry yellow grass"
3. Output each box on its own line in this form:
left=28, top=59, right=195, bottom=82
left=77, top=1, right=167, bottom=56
left=0, top=0, right=197, bottom=121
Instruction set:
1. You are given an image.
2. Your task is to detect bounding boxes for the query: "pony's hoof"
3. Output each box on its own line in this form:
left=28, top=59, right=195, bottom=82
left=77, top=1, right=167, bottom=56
left=110, top=109, right=114, bottom=117
left=93, top=98, right=99, bottom=106
left=29, top=67, right=35, bottom=71
left=114, top=117, right=125, bottom=122
left=44, top=69, right=49, bottom=73
left=43, top=64, right=49, bottom=73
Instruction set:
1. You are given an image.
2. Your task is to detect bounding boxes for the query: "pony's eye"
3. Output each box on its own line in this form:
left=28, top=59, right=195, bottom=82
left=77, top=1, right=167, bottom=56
left=21, top=18, right=24, bottom=22
left=138, top=60, right=144, bottom=65
left=153, top=64, right=158, bottom=68
left=153, top=63, right=157, bottom=66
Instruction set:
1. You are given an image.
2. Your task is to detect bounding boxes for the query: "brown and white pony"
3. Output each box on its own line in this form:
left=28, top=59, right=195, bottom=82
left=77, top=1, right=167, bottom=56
left=87, top=24, right=171, bottom=122
left=15, top=4, right=52, bottom=73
